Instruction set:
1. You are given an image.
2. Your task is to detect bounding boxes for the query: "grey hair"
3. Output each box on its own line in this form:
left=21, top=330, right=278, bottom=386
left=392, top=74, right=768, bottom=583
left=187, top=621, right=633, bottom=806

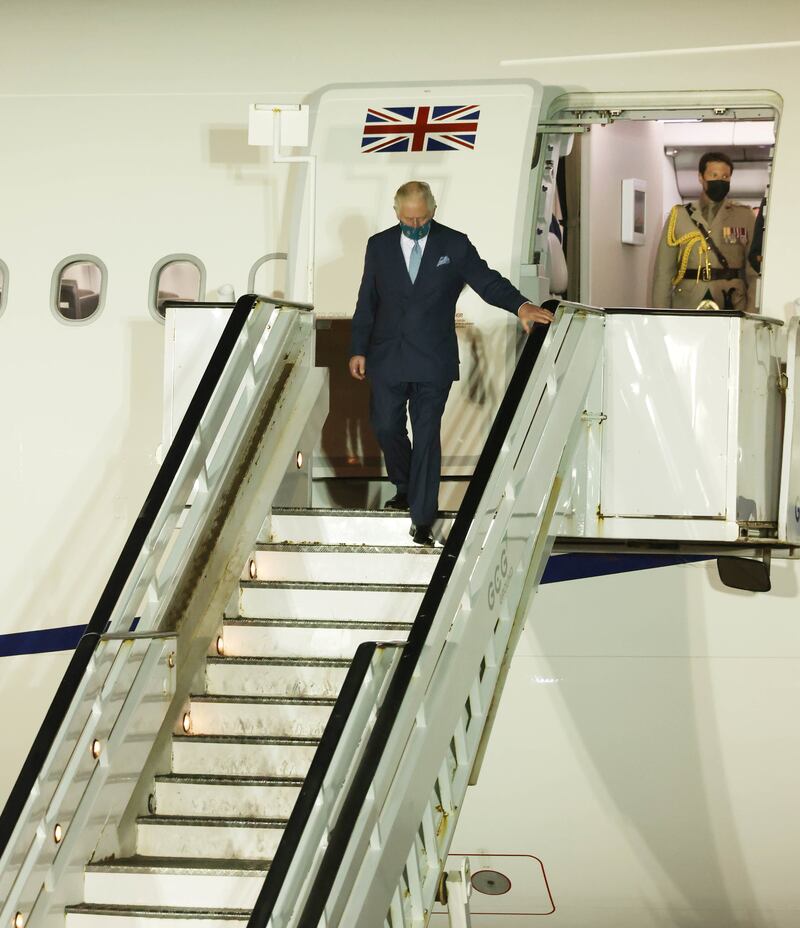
left=394, top=180, right=437, bottom=211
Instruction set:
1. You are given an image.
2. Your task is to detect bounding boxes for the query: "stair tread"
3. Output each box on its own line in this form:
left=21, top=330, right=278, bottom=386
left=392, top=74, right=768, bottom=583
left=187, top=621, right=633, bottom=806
left=272, top=506, right=458, bottom=517
left=206, top=655, right=352, bottom=667
left=174, top=734, right=320, bottom=745
left=66, top=902, right=250, bottom=917
left=222, top=617, right=412, bottom=630
left=155, top=774, right=304, bottom=786
left=87, top=855, right=270, bottom=875
left=255, top=542, right=441, bottom=554
left=189, top=694, right=337, bottom=706
left=138, top=815, right=287, bottom=827
left=239, top=580, right=427, bottom=591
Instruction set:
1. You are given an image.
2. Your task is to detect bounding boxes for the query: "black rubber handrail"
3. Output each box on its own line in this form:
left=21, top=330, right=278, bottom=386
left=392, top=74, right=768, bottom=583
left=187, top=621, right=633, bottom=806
left=0, top=293, right=312, bottom=858
left=161, top=301, right=235, bottom=309
left=246, top=315, right=552, bottom=928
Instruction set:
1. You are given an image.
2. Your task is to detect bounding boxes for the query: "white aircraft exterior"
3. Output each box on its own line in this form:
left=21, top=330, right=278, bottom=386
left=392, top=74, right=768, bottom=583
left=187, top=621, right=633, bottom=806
left=1, top=2, right=800, bottom=925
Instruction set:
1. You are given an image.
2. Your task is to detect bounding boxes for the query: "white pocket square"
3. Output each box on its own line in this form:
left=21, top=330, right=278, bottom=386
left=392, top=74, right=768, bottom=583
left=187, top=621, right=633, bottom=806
left=437, top=256, right=450, bottom=267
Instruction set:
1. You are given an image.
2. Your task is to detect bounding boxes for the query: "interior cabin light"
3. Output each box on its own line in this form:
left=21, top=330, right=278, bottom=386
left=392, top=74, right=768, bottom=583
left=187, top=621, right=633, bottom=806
left=91, top=739, right=101, bottom=760
left=53, top=824, right=63, bottom=844
left=216, top=635, right=225, bottom=656
left=248, top=558, right=257, bottom=580
left=14, top=912, right=25, bottom=928
left=182, top=712, right=191, bottom=734
left=296, top=451, right=304, bottom=469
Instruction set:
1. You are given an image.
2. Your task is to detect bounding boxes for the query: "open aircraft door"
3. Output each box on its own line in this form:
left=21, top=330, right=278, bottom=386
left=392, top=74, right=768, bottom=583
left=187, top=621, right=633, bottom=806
left=305, top=80, right=544, bottom=478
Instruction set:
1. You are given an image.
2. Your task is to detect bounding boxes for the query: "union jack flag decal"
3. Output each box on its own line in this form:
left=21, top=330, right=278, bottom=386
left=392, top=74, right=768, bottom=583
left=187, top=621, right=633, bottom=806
left=361, top=105, right=480, bottom=153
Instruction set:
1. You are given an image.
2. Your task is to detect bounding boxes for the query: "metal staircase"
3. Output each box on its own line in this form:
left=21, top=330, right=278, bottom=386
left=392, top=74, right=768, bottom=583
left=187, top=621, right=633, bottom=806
left=64, top=509, right=445, bottom=926
left=0, top=296, right=605, bottom=928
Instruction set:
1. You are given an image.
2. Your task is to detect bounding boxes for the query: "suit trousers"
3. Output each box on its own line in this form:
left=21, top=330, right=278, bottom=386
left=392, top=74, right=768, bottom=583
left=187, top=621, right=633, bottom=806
left=369, top=377, right=452, bottom=526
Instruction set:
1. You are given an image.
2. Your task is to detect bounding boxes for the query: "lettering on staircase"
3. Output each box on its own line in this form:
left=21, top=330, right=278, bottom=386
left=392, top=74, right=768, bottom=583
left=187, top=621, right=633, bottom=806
left=487, top=542, right=510, bottom=611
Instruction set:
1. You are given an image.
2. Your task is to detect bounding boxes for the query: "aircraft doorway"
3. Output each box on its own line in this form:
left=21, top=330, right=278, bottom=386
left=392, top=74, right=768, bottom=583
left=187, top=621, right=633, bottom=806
left=536, top=96, right=778, bottom=313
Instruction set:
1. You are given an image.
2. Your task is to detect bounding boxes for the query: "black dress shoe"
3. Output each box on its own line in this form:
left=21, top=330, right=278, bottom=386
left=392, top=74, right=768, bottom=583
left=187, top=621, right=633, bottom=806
left=410, top=524, right=435, bottom=546
left=384, top=492, right=409, bottom=511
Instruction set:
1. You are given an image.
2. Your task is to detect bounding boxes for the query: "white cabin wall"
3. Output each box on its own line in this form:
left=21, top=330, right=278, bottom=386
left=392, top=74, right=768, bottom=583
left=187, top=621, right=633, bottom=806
left=0, top=653, right=73, bottom=807
left=0, top=92, right=296, bottom=803
left=584, top=120, right=666, bottom=307
left=0, top=93, right=293, bottom=629
left=1, top=0, right=799, bottom=805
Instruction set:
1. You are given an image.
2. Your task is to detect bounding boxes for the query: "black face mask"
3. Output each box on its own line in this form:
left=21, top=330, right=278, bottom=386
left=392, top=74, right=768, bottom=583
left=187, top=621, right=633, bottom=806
left=705, top=179, right=730, bottom=202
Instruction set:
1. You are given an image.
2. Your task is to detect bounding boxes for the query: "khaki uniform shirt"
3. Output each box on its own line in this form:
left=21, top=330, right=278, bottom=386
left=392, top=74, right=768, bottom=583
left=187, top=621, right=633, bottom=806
left=651, top=197, right=758, bottom=311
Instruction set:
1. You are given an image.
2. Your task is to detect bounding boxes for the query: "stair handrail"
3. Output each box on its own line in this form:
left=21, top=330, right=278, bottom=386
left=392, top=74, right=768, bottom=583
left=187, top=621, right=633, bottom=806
left=0, top=293, right=312, bottom=862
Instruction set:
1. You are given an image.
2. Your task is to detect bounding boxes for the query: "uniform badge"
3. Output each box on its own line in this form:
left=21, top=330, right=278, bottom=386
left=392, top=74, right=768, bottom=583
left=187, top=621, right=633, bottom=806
left=723, top=226, right=747, bottom=244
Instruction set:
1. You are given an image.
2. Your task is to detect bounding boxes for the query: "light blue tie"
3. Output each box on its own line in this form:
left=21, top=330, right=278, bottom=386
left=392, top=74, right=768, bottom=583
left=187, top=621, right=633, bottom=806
left=409, top=240, right=422, bottom=283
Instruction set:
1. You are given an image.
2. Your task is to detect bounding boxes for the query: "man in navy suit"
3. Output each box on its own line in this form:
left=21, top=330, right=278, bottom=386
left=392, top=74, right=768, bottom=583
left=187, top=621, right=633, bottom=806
left=349, top=180, right=553, bottom=545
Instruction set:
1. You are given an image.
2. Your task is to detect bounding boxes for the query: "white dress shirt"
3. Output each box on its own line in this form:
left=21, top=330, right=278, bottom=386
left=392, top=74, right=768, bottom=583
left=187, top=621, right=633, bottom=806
left=400, top=230, right=428, bottom=270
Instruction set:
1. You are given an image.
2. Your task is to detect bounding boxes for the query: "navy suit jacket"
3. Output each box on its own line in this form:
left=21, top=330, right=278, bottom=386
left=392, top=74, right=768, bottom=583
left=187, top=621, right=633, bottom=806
left=350, top=219, right=528, bottom=383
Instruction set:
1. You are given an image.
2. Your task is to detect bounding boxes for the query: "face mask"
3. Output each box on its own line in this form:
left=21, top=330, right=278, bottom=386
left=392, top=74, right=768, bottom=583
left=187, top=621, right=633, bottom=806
left=400, top=220, right=431, bottom=240
left=705, top=179, right=730, bottom=202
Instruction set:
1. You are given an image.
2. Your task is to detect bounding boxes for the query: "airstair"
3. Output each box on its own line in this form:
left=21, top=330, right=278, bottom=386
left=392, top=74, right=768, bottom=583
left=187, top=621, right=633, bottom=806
left=0, top=294, right=624, bottom=926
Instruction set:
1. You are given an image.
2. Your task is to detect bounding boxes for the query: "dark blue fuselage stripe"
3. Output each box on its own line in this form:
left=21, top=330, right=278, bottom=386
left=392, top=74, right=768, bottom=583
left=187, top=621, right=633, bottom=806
left=541, top=552, right=710, bottom=584
left=0, top=624, right=85, bottom=658
left=0, top=555, right=711, bottom=658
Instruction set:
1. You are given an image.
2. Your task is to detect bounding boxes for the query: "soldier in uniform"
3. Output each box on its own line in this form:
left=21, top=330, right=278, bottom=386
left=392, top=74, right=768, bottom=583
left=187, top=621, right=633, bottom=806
left=651, top=151, right=758, bottom=311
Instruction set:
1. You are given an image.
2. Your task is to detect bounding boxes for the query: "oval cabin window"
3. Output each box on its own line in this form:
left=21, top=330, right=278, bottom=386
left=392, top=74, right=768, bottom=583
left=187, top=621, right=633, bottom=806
left=52, top=256, right=107, bottom=323
left=150, top=256, right=205, bottom=321
left=0, top=260, right=8, bottom=317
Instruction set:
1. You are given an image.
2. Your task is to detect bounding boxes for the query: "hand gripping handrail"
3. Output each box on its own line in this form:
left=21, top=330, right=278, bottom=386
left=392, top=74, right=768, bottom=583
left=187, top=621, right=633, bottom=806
left=0, top=294, right=316, bottom=926
left=249, top=302, right=605, bottom=928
